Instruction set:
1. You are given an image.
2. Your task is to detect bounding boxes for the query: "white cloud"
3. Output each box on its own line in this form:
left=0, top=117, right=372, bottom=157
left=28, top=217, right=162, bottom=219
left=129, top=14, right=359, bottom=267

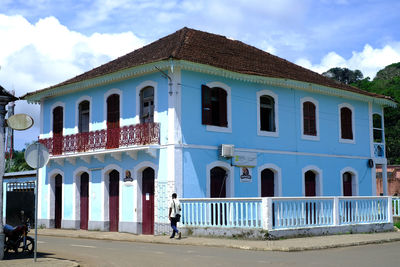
left=295, top=43, right=400, bottom=78
left=0, top=14, right=146, bottom=149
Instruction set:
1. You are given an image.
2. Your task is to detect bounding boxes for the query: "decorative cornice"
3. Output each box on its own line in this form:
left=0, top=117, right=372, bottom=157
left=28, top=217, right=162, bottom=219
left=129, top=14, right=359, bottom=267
left=24, top=59, right=397, bottom=107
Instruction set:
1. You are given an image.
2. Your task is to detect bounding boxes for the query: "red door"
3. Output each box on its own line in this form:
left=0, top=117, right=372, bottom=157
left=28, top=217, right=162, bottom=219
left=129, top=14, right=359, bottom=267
left=109, top=170, right=119, bottom=232
left=343, top=172, right=353, bottom=196
left=53, top=106, right=63, bottom=155
left=142, top=168, right=154, bottom=235
left=106, top=94, right=120, bottom=149
left=80, top=172, right=89, bottom=230
left=55, top=174, right=62, bottom=229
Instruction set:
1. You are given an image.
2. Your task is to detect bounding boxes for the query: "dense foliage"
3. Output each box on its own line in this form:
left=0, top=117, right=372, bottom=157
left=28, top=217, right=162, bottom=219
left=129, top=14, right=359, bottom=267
left=325, top=64, right=400, bottom=164
left=322, top=67, right=364, bottom=84
left=6, top=149, right=33, bottom=173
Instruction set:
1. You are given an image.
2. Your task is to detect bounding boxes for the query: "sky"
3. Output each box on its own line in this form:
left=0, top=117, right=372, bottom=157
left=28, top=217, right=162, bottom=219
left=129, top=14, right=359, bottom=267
left=1, top=0, right=400, bottom=150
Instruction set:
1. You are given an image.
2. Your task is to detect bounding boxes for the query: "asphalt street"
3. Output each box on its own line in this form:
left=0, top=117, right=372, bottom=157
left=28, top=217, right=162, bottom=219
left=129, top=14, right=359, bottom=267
left=37, top=236, right=400, bottom=267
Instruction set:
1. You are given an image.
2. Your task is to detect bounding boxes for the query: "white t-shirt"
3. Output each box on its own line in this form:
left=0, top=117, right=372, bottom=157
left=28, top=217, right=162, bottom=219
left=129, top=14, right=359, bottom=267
left=169, top=199, right=181, bottom=218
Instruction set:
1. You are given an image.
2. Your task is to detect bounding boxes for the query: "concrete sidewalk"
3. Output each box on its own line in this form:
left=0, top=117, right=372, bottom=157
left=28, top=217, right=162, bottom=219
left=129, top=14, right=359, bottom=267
left=36, top=227, right=400, bottom=252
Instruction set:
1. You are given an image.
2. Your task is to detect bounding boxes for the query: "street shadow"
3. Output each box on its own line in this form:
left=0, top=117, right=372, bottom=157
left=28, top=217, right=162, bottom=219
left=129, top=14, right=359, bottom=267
left=3, top=251, right=53, bottom=260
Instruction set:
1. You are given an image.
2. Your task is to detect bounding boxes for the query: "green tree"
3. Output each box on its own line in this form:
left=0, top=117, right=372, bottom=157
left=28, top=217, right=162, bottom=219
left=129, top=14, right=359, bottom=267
left=323, top=67, right=364, bottom=84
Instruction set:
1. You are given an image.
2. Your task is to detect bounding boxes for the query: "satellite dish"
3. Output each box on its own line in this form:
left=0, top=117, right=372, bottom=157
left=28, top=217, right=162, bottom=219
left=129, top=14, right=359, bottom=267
left=25, top=142, right=49, bottom=169
left=6, top=113, right=34, bottom=131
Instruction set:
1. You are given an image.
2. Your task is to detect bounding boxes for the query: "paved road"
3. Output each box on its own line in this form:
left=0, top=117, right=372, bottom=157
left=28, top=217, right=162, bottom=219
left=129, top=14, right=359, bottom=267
left=37, top=236, right=400, bottom=267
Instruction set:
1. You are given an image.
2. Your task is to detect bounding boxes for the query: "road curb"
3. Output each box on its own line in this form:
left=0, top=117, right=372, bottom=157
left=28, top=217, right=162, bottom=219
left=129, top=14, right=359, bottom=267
left=37, top=231, right=400, bottom=252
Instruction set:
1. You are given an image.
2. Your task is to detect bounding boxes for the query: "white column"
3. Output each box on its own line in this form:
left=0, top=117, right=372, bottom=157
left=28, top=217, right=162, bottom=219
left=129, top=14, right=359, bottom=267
left=382, top=164, right=388, bottom=196
left=167, top=66, right=183, bottom=197
left=262, top=198, right=273, bottom=231
left=387, top=196, right=393, bottom=223
left=333, top=197, right=339, bottom=226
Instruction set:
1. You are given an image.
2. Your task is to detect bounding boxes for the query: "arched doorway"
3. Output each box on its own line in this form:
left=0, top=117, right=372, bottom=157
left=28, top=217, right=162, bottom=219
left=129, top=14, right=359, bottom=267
left=305, top=170, right=316, bottom=197
left=80, top=172, right=89, bottom=230
left=106, top=94, right=120, bottom=149
left=343, top=172, right=353, bottom=196
left=109, top=170, right=119, bottom=232
left=210, top=167, right=227, bottom=198
left=261, top=169, right=275, bottom=197
left=142, top=167, right=155, bottom=235
left=54, top=174, right=62, bottom=228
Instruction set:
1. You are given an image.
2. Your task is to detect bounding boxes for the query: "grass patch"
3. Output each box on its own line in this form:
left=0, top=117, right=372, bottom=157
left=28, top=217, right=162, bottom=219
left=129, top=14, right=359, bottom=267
left=394, top=221, right=400, bottom=229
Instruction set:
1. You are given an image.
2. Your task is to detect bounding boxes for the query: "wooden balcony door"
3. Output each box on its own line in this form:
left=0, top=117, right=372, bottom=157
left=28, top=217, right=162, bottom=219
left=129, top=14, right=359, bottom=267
left=107, top=94, right=120, bottom=149
left=343, top=172, right=353, bottom=196
left=142, top=168, right=154, bottom=235
left=80, top=172, right=89, bottom=230
left=53, top=106, right=63, bottom=155
left=109, top=170, right=119, bottom=232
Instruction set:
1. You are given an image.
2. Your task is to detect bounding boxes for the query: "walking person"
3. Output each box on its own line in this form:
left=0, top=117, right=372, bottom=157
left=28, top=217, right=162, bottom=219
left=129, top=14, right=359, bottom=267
left=168, top=193, right=181, bottom=239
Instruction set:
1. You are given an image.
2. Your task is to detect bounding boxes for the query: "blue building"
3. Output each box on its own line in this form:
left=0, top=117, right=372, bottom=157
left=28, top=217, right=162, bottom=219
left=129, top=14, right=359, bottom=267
left=22, top=28, right=395, bottom=234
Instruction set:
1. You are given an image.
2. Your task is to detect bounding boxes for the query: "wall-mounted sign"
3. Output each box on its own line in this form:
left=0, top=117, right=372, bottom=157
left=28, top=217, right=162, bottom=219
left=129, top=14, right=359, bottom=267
left=240, top=167, right=252, bottom=183
left=6, top=113, right=34, bottom=131
left=124, top=170, right=133, bottom=182
left=233, top=151, right=257, bottom=167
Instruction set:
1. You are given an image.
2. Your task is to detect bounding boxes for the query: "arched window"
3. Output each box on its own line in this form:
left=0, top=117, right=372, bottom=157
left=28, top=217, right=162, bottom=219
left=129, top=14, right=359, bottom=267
left=260, top=95, right=276, bottom=132
left=140, top=86, right=154, bottom=123
left=78, top=101, right=90, bottom=133
left=261, top=169, right=275, bottom=197
left=303, top=101, right=316, bottom=136
left=340, top=107, right=353, bottom=140
left=373, top=113, right=383, bottom=143
left=201, top=85, right=228, bottom=127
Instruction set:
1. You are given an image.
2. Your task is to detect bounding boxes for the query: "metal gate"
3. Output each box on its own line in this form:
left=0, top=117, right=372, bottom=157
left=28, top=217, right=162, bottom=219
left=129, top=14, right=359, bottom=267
left=6, top=182, right=35, bottom=226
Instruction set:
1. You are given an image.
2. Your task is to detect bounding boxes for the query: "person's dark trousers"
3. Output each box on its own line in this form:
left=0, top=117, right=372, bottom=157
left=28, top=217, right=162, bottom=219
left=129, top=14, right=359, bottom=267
left=170, top=217, right=178, bottom=238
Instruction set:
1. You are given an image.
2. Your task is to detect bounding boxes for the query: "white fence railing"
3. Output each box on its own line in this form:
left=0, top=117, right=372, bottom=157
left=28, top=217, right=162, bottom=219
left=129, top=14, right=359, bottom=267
left=180, top=196, right=393, bottom=231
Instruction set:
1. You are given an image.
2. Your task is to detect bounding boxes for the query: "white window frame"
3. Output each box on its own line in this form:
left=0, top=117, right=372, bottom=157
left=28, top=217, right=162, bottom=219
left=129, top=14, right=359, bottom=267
left=257, top=163, right=282, bottom=197
left=75, top=96, right=92, bottom=134
left=338, top=103, right=355, bottom=144
left=206, top=161, right=234, bottom=198
left=136, top=81, right=158, bottom=124
left=257, top=90, right=279, bottom=137
left=50, top=101, right=66, bottom=137
left=300, top=97, right=319, bottom=141
left=340, top=167, right=359, bottom=196
left=73, top=167, right=91, bottom=222
left=103, top=88, right=123, bottom=129
left=205, top=82, right=232, bottom=133
left=101, top=164, right=123, bottom=223
left=302, top=165, right=323, bottom=196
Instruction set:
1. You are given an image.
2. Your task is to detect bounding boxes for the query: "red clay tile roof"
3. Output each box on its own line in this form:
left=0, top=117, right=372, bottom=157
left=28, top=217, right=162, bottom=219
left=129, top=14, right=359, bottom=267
left=23, top=27, right=392, bottom=101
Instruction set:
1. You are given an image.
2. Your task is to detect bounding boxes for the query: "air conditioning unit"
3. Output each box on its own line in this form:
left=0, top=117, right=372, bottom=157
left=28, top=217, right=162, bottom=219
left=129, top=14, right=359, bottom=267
left=219, top=144, right=234, bottom=158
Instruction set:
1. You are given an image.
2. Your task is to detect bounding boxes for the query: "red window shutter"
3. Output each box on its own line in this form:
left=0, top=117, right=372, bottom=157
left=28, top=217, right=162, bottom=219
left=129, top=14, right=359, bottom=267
left=341, top=107, right=353, bottom=139
left=53, top=106, right=63, bottom=134
left=219, top=88, right=228, bottom=127
left=303, top=102, right=316, bottom=136
left=201, top=85, right=212, bottom=125
left=107, top=94, right=120, bottom=129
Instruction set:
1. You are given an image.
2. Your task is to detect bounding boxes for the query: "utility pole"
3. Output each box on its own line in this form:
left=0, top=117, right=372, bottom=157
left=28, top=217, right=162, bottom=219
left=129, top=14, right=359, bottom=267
left=0, top=85, right=18, bottom=260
